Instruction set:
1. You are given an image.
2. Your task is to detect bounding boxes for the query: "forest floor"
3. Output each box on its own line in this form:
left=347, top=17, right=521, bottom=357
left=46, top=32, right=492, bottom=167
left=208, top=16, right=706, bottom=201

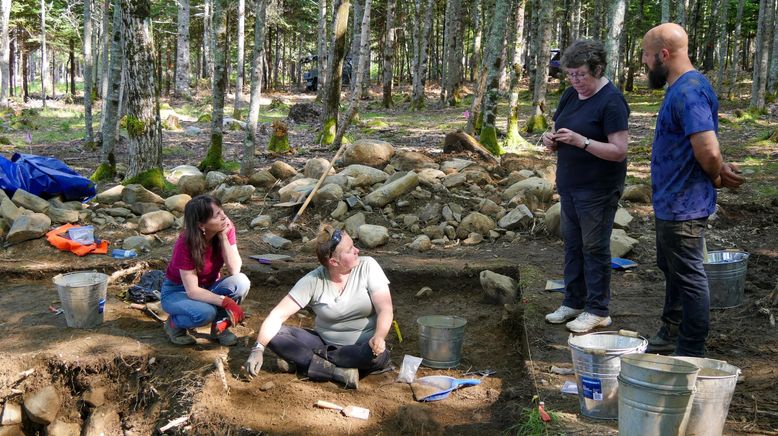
left=1, top=79, right=777, bottom=435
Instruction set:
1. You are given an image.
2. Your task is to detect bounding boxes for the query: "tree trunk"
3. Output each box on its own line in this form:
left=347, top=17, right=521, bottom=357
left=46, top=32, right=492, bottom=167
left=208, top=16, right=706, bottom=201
left=478, top=0, right=510, bottom=155
left=100, top=0, right=110, bottom=99
left=84, top=0, right=95, bottom=143
left=349, top=0, right=362, bottom=92
left=701, top=0, right=720, bottom=72
left=273, top=25, right=280, bottom=88
left=660, top=0, right=669, bottom=22
left=604, top=0, right=627, bottom=85
left=381, top=0, right=395, bottom=108
left=7, top=31, right=13, bottom=97
left=728, top=0, right=745, bottom=98
left=68, top=38, right=75, bottom=95
left=527, top=0, right=553, bottom=133
left=92, top=0, right=124, bottom=182
left=317, top=0, right=350, bottom=145
left=0, top=0, right=10, bottom=105
left=750, top=0, right=769, bottom=110
left=22, top=40, right=28, bottom=102
left=203, top=0, right=213, bottom=80
left=676, top=0, right=687, bottom=26
left=316, top=0, right=328, bottom=101
left=175, top=0, right=191, bottom=97
left=333, top=0, right=371, bottom=149
left=121, top=0, right=163, bottom=188
left=769, top=3, right=778, bottom=95
left=240, top=0, right=268, bottom=176
left=443, top=0, right=462, bottom=106
left=200, top=0, right=227, bottom=171
left=570, top=0, right=581, bottom=41
left=505, top=0, right=529, bottom=150
left=470, top=0, right=481, bottom=82
left=41, top=0, right=48, bottom=108
left=231, top=0, right=245, bottom=116
left=410, top=0, right=433, bottom=110
left=715, top=0, right=730, bottom=94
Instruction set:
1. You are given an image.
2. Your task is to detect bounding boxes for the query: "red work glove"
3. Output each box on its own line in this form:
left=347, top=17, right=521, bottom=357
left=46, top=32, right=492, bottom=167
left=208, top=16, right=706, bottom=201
left=220, top=296, right=245, bottom=326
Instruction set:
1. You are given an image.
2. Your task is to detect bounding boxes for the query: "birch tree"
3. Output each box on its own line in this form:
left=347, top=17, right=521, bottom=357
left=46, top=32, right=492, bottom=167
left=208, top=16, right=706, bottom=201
left=41, top=0, right=48, bottom=108
left=100, top=0, right=110, bottom=99
left=0, top=0, right=11, bottom=106
left=381, top=0, right=395, bottom=108
left=83, top=0, right=94, bottom=143
left=505, top=0, right=530, bottom=151
left=121, top=0, right=163, bottom=188
left=727, top=0, right=745, bottom=99
left=410, top=0, right=433, bottom=110
left=92, top=0, right=124, bottom=182
left=175, top=0, right=191, bottom=97
left=470, top=0, right=481, bottom=81
left=203, top=0, right=213, bottom=80
left=604, top=0, right=627, bottom=85
left=200, top=0, right=227, bottom=171
left=676, top=0, right=686, bottom=26
left=233, top=0, right=245, bottom=117
left=443, top=0, right=463, bottom=106
left=526, top=0, right=553, bottom=133
left=750, top=0, right=769, bottom=111
left=478, top=0, right=510, bottom=155
left=768, top=1, right=778, bottom=95
left=240, top=0, right=267, bottom=176
left=317, top=0, right=350, bottom=145
left=660, top=0, right=669, bottom=23
left=316, top=0, right=328, bottom=102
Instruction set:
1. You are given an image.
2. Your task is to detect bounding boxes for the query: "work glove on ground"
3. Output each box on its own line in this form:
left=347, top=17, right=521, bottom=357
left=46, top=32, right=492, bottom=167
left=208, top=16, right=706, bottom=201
left=245, top=343, right=265, bottom=376
left=220, top=296, right=245, bottom=325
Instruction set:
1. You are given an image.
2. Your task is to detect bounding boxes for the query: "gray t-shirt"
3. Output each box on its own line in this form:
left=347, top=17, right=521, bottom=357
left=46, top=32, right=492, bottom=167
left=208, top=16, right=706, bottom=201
left=288, top=256, right=390, bottom=346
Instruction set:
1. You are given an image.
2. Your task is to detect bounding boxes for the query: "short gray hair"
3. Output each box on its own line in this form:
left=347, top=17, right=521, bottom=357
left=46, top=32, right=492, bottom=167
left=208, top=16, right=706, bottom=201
left=561, top=39, right=607, bottom=78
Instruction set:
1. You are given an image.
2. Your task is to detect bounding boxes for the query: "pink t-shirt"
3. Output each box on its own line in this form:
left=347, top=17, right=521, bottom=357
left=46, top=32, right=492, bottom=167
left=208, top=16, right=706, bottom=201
left=165, top=226, right=237, bottom=288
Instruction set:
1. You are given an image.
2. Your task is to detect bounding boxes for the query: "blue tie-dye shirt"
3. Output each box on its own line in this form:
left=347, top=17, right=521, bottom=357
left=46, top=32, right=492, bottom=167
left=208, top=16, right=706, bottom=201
left=651, top=70, right=718, bottom=221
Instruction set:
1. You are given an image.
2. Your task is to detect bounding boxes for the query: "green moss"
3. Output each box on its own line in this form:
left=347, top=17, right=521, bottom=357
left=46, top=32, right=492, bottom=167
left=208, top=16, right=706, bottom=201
left=119, top=115, right=128, bottom=129
left=268, top=132, right=290, bottom=153
left=474, top=111, right=483, bottom=134
left=504, top=122, right=531, bottom=152
left=125, top=116, right=146, bottom=138
left=0, top=135, right=11, bottom=145
left=90, top=162, right=115, bottom=182
left=317, top=118, right=337, bottom=145
left=479, top=126, right=503, bottom=156
left=124, top=167, right=165, bottom=190
left=524, top=114, right=548, bottom=133
left=199, top=133, right=225, bottom=171
left=197, top=113, right=212, bottom=123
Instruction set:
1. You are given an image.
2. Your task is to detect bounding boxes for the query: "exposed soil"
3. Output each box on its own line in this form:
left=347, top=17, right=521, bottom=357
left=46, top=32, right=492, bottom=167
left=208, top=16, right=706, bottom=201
left=1, top=85, right=777, bottom=435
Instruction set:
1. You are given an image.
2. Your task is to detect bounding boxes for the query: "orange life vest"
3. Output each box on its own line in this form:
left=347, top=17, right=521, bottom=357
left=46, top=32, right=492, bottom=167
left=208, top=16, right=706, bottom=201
left=46, top=223, right=109, bottom=256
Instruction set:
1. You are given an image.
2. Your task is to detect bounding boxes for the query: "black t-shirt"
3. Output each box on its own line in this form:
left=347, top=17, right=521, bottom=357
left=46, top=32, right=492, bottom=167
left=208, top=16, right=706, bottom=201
left=552, top=81, right=630, bottom=192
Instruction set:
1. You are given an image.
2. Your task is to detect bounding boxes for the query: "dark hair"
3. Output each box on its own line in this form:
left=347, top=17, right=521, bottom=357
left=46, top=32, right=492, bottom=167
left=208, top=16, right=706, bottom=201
left=183, top=195, right=223, bottom=272
left=315, top=224, right=347, bottom=267
left=560, top=39, right=607, bottom=78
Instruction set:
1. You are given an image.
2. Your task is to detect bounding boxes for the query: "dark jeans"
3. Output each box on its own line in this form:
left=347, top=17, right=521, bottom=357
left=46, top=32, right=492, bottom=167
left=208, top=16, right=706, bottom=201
left=560, top=186, right=621, bottom=317
left=267, top=325, right=390, bottom=375
left=655, top=218, right=709, bottom=356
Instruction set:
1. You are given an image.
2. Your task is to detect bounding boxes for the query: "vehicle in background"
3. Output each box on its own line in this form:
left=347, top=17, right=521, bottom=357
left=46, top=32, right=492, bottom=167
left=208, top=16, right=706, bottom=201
left=301, top=55, right=353, bottom=92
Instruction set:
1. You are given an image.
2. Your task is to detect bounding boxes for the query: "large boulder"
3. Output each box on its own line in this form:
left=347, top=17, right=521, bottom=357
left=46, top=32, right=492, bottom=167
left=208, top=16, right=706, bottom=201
left=440, top=158, right=475, bottom=174
left=344, top=212, right=366, bottom=238
left=213, top=184, right=255, bottom=203
left=47, top=207, right=80, bottom=224
left=304, top=157, right=336, bottom=179
left=480, top=270, right=518, bottom=304
left=611, top=229, right=639, bottom=258
left=364, top=172, right=419, bottom=208
left=613, top=208, right=634, bottom=230
left=262, top=232, right=292, bottom=249
left=47, top=420, right=81, bottom=436
left=164, top=194, right=191, bottom=212
left=358, top=224, right=389, bottom=248
left=407, top=235, right=432, bottom=252
left=122, top=235, right=155, bottom=251
left=498, top=205, right=534, bottom=230
left=622, top=184, right=652, bottom=203
left=416, top=168, right=446, bottom=187
left=12, top=189, right=49, bottom=213
left=138, top=210, right=176, bottom=234
left=312, top=183, right=343, bottom=205
left=1, top=197, right=25, bottom=221
left=82, top=406, right=121, bottom=436
left=6, top=213, right=50, bottom=244
left=270, top=161, right=298, bottom=180
left=177, top=174, right=206, bottom=196
left=166, top=165, right=203, bottom=184
left=205, top=171, right=228, bottom=189
left=278, top=178, right=317, bottom=203
left=23, top=386, right=60, bottom=425
left=344, top=139, right=395, bottom=168
left=249, top=170, right=278, bottom=188
left=390, top=150, right=438, bottom=171
left=544, top=202, right=562, bottom=237
left=456, top=212, right=495, bottom=239
left=122, top=184, right=164, bottom=204
left=339, top=164, right=389, bottom=187
left=503, top=177, right=554, bottom=202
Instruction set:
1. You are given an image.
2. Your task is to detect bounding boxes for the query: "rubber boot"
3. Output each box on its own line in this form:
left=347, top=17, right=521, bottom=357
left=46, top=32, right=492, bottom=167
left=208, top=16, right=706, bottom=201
left=164, top=319, right=196, bottom=345
left=646, top=322, right=679, bottom=353
left=307, top=354, right=359, bottom=389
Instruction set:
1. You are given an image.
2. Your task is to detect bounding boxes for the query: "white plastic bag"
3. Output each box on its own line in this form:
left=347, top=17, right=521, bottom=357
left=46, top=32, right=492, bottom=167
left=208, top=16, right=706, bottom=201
left=397, top=354, right=423, bottom=383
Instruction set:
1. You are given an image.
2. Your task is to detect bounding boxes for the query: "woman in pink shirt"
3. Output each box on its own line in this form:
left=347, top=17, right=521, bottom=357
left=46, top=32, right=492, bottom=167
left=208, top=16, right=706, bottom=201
left=161, top=195, right=250, bottom=346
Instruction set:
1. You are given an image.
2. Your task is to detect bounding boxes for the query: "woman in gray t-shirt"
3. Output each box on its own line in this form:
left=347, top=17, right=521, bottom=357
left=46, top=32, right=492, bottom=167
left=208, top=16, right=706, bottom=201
left=244, top=225, right=394, bottom=389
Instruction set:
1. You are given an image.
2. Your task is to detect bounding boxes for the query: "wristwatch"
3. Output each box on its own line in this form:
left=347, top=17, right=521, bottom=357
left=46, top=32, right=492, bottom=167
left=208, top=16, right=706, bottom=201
left=583, top=138, right=590, bottom=150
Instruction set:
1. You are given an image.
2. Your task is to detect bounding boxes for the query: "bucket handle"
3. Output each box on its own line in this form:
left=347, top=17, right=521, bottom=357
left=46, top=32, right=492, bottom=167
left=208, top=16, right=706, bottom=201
left=618, top=329, right=640, bottom=338
left=581, top=347, right=607, bottom=356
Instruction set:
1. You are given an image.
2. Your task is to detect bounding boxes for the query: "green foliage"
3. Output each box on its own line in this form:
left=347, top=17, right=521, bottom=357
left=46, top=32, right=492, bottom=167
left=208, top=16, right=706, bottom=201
left=525, top=114, right=548, bottom=133
left=124, top=168, right=165, bottom=190
left=505, top=400, right=559, bottom=436
left=197, top=113, right=212, bottom=123
left=222, top=160, right=242, bottom=173
left=90, top=162, right=115, bottom=182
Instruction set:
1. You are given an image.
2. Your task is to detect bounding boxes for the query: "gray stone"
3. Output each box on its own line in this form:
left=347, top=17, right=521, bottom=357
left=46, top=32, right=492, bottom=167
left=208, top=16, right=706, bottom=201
left=205, top=171, right=228, bottom=189
left=339, top=164, right=389, bottom=187
left=0, top=189, right=8, bottom=203
left=503, top=177, right=554, bottom=202
left=463, top=232, right=484, bottom=245
left=101, top=207, right=135, bottom=218
left=313, top=183, right=343, bottom=205
left=390, top=150, right=438, bottom=171
left=444, top=225, right=457, bottom=240
left=479, top=198, right=504, bottom=218
left=407, top=235, right=432, bottom=252
left=344, top=138, right=395, bottom=168
left=12, top=189, right=49, bottom=213
left=166, top=165, right=203, bottom=184
left=613, top=208, right=633, bottom=230
left=130, top=202, right=160, bottom=215
left=358, top=224, right=389, bottom=248
left=184, top=126, right=203, bottom=136
left=480, top=270, right=518, bottom=304
left=382, top=170, right=408, bottom=186
left=443, top=172, right=467, bottom=188
left=213, top=184, right=255, bottom=203
left=83, top=386, right=106, bottom=407
left=344, top=195, right=363, bottom=209
left=262, top=232, right=292, bottom=249
left=544, top=202, right=561, bottom=237
left=331, top=201, right=348, bottom=219
left=47, top=207, right=80, bottom=224
left=1, top=402, right=21, bottom=425
left=456, top=212, right=495, bottom=239
left=431, top=237, right=449, bottom=245
left=622, top=184, right=652, bottom=203
left=270, top=161, right=298, bottom=179
left=611, top=229, right=638, bottom=258
left=0, top=425, right=24, bottom=436
left=278, top=178, right=317, bottom=203
left=164, top=194, right=191, bottom=212
left=58, top=200, right=85, bottom=211
left=177, top=174, right=206, bottom=196
left=417, top=202, right=442, bottom=223
left=440, top=158, right=475, bottom=173
left=536, top=164, right=557, bottom=184
left=122, top=235, right=155, bottom=251
left=402, top=214, right=419, bottom=227
left=46, top=419, right=81, bottom=436
left=416, top=168, right=446, bottom=186
left=250, top=215, right=273, bottom=228
left=488, top=229, right=500, bottom=240
left=138, top=210, right=176, bottom=234
left=122, top=184, right=165, bottom=204
left=304, top=157, right=335, bottom=179
left=422, top=225, right=445, bottom=240
left=498, top=205, right=534, bottom=230
left=1, top=197, right=23, bottom=221
left=7, top=213, right=50, bottom=243
left=344, top=213, right=366, bottom=238
left=0, top=218, right=9, bottom=240
left=323, top=174, right=349, bottom=189
left=364, top=172, right=419, bottom=208
left=23, top=386, right=60, bottom=425
left=249, top=170, right=278, bottom=188
left=82, top=406, right=120, bottom=436
left=503, top=170, right=529, bottom=187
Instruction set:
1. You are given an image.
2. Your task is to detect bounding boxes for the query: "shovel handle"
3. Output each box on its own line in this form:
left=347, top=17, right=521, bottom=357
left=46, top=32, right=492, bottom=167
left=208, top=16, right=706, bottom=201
left=315, top=400, right=343, bottom=411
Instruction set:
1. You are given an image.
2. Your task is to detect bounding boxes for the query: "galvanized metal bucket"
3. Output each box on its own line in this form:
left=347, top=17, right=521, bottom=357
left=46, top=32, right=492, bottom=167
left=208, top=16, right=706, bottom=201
left=705, top=250, right=749, bottom=309
left=567, top=330, right=648, bottom=419
left=417, top=315, right=467, bottom=368
left=53, top=271, right=109, bottom=329
left=617, top=376, right=695, bottom=436
left=620, top=353, right=700, bottom=391
left=673, top=357, right=741, bottom=436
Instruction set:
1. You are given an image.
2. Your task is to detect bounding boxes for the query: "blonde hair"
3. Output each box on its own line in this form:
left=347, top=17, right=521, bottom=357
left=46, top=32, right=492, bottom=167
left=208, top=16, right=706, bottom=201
left=315, top=224, right=347, bottom=266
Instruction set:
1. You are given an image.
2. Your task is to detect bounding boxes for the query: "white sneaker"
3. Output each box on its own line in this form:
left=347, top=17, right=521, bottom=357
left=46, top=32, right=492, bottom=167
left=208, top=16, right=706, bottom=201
left=566, top=312, right=613, bottom=333
left=545, top=306, right=583, bottom=324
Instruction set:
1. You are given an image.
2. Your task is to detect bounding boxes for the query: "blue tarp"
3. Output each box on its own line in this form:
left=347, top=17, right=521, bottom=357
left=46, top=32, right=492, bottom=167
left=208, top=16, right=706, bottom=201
left=0, top=153, right=96, bottom=201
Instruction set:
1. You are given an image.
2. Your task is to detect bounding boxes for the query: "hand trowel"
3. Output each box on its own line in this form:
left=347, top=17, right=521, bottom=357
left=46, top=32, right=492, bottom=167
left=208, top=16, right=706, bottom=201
left=315, top=400, right=370, bottom=420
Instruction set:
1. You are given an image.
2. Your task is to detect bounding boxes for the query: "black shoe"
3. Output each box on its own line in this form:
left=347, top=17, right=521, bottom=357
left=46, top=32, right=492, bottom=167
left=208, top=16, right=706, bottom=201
left=646, top=324, right=678, bottom=353
left=307, top=354, right=358, bottom=389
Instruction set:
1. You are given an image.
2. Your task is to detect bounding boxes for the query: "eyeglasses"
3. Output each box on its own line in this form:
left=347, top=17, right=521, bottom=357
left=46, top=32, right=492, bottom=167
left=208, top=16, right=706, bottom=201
left=328, top=229, right=342, bottom=257
left=565, top=71, right=590, bottom=81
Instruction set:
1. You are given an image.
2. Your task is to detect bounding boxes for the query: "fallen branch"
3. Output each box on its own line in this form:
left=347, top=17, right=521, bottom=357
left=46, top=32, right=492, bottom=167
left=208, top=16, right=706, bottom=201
left=159, top=415, right=189, bottom=433
left=215, top=357, right=229, bottom=394
left=108, top=262, right=149, bottom=284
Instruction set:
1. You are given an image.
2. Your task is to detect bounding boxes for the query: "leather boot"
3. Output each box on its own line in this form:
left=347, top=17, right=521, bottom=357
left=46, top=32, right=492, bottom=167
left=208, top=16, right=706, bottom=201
left=307, top=354, right=359, bottom=389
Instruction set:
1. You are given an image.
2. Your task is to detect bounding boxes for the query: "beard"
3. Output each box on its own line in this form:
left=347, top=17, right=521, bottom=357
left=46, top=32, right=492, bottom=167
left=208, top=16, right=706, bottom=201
left=647, top=55, right=669, bottom=89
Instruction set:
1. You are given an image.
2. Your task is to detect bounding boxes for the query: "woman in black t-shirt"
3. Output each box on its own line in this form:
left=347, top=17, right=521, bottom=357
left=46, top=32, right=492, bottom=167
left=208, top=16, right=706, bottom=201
left=541, top=39, right=631, bottom=333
